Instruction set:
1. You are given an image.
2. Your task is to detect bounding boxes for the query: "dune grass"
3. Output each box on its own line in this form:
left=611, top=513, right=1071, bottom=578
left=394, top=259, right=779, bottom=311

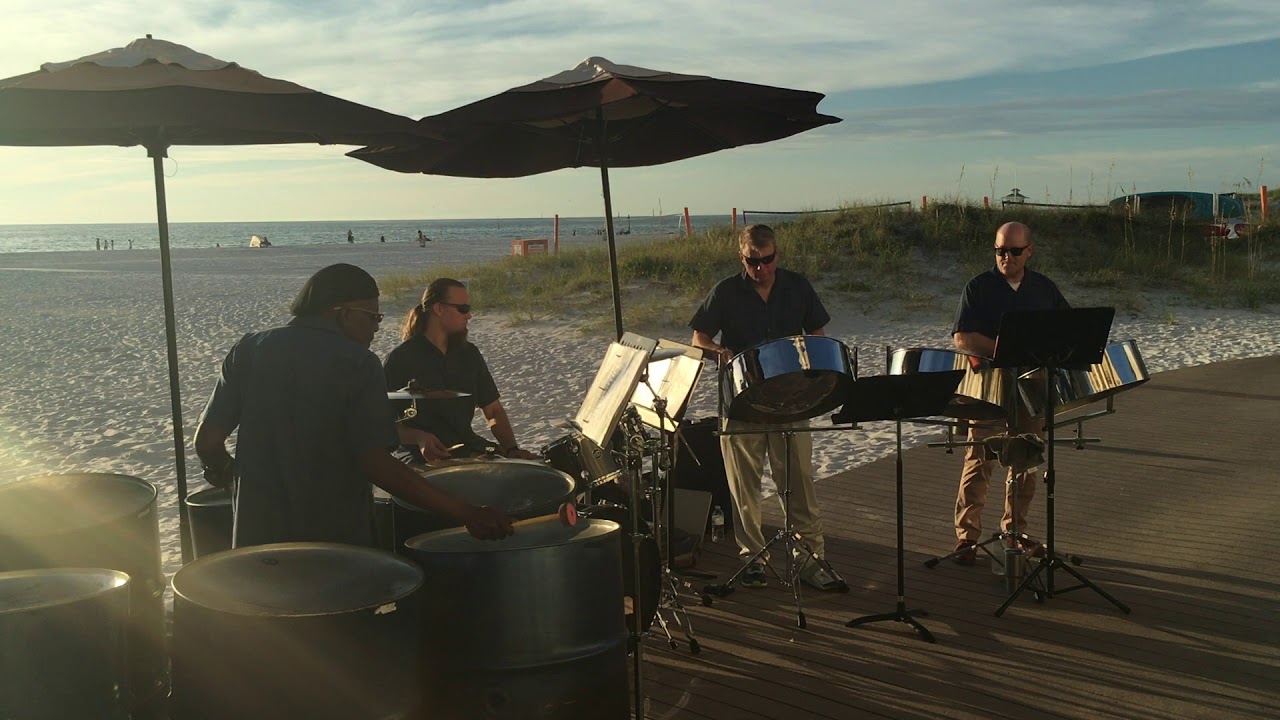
left=381, top=202, right=1279, bottom=332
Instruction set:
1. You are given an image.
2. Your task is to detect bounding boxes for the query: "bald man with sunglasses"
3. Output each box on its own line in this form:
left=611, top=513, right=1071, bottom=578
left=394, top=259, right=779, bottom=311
left=690, top=224, right=838, bottom=591
left=949, top=222, right=1070, bottom=565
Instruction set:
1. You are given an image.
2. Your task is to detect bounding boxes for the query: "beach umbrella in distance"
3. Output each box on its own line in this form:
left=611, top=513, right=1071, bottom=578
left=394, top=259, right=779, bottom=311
left=348, top=57, right=841, bottom=339
left=0, top=35, right=429, bottom=564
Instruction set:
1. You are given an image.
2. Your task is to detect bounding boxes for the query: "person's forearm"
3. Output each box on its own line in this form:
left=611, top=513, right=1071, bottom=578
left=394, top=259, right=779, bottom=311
left=485, top=404, right=520, bottom=454
left=953, top=331, right=996, bottom=357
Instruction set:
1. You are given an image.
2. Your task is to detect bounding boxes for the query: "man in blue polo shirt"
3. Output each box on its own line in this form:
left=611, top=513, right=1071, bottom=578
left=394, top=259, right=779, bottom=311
left=950, top=222, right=1070, bottom=565
left=194, top=263, right=512, bottom=548
left=690, top=224, right=839, bottom=591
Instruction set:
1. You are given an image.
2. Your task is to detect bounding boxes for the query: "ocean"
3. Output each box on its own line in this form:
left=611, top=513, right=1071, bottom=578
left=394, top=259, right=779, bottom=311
left=0, top=215, right=735, bottom=260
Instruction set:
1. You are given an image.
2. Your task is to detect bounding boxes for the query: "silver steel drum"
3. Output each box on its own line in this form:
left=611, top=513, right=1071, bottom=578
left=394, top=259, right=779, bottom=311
left=0, top=473, right=166, bottom=711
left=392, top=460, right=576, bottom=551
left=889, top=348, right=1026, bottom=421
left=1019, top=339, right=1151, bottom=416
left=406, top=519, right=629, bottom=719
left=722, top=335, right=855, bottom=424
left=170, top=542, right=425, bottom=720
left=0, top=568, right=131, bottom=720
left=184, top=486, right=233, bottom=558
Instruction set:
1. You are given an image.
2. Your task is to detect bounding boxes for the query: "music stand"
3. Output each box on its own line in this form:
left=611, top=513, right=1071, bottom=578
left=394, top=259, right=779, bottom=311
left=990, top=308, right=1131, bottom=616
left=835, top=371, right=964, bottom=643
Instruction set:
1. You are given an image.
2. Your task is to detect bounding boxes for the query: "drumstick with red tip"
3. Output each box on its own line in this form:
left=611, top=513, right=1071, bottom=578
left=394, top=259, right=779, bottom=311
left=511, top=502, right=578, bottom=529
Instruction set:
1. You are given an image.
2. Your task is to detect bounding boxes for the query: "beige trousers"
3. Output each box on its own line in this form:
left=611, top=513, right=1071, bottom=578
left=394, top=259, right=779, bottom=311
left=721, top=419, right=825, bottom=563
left=955, top=419, right=1040, bottom=544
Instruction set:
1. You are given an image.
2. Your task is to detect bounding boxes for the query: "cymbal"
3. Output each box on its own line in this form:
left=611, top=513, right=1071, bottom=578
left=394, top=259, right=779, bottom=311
left=388, top=389, right=471, bottom=401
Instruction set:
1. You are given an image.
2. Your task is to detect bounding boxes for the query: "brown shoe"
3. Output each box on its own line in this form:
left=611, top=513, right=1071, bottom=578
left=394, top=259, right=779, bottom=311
left=952, top=541, right=977, bottom=566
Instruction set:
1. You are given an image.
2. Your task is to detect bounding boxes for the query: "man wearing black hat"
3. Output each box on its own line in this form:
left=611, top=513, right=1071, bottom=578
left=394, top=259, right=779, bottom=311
left=194, top=263, right=513, bottom=548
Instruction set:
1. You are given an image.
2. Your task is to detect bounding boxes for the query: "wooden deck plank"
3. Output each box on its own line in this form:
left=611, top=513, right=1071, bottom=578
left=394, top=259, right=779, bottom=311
left=637, top=356, right=1280, bottom=719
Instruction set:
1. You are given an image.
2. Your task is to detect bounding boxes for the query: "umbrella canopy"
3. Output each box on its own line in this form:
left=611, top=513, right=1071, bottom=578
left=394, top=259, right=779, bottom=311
left=349, top=57, right=841, bottom=337
left=0, top=36, right=428, bottom=564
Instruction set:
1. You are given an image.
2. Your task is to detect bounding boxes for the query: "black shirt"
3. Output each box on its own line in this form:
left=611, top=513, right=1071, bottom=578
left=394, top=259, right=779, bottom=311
left=383, top=336, right=501, bottom=451
left=689, top=268, right=831, bottom=354
left=952, top=267, right=1070, bottom=340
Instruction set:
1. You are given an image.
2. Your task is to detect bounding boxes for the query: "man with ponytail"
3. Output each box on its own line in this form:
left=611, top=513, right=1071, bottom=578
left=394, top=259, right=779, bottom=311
left=384, top=278, right=539, bottom=461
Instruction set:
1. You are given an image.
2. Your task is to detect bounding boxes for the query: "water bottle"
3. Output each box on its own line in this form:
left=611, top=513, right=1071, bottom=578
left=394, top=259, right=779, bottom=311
left=710, top=506, right=725, bottom=542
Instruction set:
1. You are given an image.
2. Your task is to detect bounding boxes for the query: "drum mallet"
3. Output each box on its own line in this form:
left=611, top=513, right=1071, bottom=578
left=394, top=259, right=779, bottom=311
left=511, top=502, right=578, bottom=529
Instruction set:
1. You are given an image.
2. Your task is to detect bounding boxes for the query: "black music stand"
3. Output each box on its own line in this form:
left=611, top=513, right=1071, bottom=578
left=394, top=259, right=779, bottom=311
left=990, top=308, right=1131, bottom=617
left=834, top=371, right=964, bottom=643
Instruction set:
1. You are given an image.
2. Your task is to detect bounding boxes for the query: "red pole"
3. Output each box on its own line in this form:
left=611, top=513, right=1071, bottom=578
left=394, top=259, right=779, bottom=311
left=921, top=196, right=928, bottom=211
left=553, top=214, right=559, bottom=254
left=683, top=207, right=692, bottom=236
left=983, top=196, right=990, bottom=209
left=731, top=207, right=737, bottom=231
left=1262, top=186, right=1269, bottom=222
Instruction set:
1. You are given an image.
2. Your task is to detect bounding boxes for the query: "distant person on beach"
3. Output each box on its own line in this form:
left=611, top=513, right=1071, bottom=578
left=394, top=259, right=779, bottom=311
left=689, top=223, right=840, bottom=591
left=95, top=238, right=100, bottom=251
left=128, top=239, right=133, bottom=250
left=194, top=263, right=513, bottom=548
left=347, top=229, right=354, bottom=244
left=948, top=221, right=1070, bottom=566
left=383, top=278, right=540, bottom=461
left=380, top=235, right=385, bottom=243
left=416, top=230, right=426, bottom=247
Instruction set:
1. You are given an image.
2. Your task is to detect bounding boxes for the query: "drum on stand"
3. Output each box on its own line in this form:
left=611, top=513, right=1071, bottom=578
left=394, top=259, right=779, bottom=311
left=889, top=347, right=1028, bottom=422
left=1019, top=339, right=1150, bottom=417
left=0, top=568, right=131, bottom=720
left=392, top=460, right=576, bottom=552
left=405, top=519, right=629, bottom=720
left=170, top=543, right=424, bottom=720
left=722, top=335, right=855, bottom=423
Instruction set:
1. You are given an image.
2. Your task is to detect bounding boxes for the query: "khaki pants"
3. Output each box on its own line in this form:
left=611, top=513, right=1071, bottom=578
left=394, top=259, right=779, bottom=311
left=721, top=419, right=825, bottom=563
left=955, top=419, right=1040, bottom=544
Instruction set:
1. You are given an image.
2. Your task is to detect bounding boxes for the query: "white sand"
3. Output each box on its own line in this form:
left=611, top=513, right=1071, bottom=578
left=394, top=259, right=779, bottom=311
left=0, top=243, right=1275, bottom=574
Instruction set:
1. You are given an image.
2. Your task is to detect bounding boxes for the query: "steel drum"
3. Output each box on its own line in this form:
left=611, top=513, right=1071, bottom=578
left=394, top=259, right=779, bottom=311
left=722, top=335, right=855, bottom=424
left=184, top=486, right=233, bottom=558
left=0, top=473, right=166, bottom=711
left=889, top=348, right=1027, bottom=421
left=405, top=519, right=629, bottom=719
left=0, top=568, right=131, bottom=720
left=392, top=460, right=577, bottom=551
left=577, top=504, right=661, bottom=633
left=1019, top=339, right=1150, bottom=416
left=170, top=542, right=425, bottom=720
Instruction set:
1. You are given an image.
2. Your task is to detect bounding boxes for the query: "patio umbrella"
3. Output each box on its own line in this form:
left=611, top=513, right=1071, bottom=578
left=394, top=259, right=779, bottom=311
left=0, top=36, right=429, bottom=563
left=348, top=57, right=841, bottom=339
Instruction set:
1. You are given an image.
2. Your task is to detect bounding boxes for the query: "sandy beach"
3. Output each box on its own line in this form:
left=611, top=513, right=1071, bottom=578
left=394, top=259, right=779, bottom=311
left=0, top=242, right=1276, bottom=574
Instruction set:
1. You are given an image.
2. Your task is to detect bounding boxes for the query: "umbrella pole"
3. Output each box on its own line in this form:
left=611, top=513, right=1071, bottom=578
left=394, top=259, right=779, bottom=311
left=597, top=118, right=624, bottom=340
left=149, top=143, right=193, bottom=565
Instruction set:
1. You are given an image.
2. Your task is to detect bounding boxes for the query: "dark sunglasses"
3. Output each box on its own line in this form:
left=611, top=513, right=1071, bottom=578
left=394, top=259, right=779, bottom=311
left=994, top=246, right=1029, bottom=258
left=337, top=306, right=384, bottom=322
left=742, top=252, right=777, bottom=267
left=441, top=302, right=472, bottom=314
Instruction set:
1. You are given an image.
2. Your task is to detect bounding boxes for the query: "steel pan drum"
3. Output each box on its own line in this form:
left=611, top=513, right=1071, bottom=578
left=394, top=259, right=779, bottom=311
left=0, top=473, right=166, bottom=710
left=1020, top=339, right=1150, bottom=416
left=722, top=335, right=855, bottom=424
left=0, top=568, right=131, bottom=720
left=406, top=519, right=629, bottom=719
left=889, top=348, right=1025, bottom=421
left=392, top=460, right=577, bottom=551
left=184, top=486, right=233, bottom=558
left=578, top=504, right=661, bottom=633
left=170, top=542, right=425, bottom=720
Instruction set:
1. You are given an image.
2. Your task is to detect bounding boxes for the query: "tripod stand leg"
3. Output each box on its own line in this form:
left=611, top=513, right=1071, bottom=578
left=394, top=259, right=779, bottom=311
left=994, top=558, right=1049, bottom=617
left=1053, top=560, right=1131, bottom=614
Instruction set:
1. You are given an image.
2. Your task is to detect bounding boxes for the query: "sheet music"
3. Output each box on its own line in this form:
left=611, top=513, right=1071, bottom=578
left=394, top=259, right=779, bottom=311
left=574, top=341, right=649, bottom=448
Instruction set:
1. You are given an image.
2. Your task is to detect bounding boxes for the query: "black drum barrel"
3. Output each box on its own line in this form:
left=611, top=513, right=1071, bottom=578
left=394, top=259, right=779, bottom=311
left=392, top=461, right=575, bottom=552
left=170, top=542, right=424, bottom=720
left=0, top=473, right=166, bottom=709
left=184, top=486, right=233, bottom=558
left=406, top=519, right=629, bottom=719
left=0, top=568, right=131, bottom=720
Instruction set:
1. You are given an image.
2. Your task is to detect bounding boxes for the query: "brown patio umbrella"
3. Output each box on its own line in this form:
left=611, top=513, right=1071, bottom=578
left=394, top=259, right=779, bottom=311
left=348, top=57, right=842, bottom=339
left=0, top=36, right=429, bottom=563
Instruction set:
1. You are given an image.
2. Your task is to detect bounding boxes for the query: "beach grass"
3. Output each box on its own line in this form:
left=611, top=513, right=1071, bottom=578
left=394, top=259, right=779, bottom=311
left=381, top=202, right=1279, bottom=329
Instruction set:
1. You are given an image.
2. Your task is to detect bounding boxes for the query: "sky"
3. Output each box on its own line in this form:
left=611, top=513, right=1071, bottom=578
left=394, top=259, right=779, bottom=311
left=1, top=0, right=1278, bottom=224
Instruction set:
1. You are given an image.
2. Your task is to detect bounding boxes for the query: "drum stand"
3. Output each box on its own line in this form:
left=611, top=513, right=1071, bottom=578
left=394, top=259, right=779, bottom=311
left=644, top=419, right=702, bottom=655
left=701, top=426, right=843, bottom=629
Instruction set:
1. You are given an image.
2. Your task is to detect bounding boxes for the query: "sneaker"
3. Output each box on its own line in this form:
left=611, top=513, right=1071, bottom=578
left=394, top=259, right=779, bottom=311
left=952, top=540, right=977, bottom=566
left=740, top=562, right=768, bottom=589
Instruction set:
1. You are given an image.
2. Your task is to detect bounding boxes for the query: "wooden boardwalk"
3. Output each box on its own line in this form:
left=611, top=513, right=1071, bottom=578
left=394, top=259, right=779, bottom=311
left=639, top=356, right=1280, bottom=719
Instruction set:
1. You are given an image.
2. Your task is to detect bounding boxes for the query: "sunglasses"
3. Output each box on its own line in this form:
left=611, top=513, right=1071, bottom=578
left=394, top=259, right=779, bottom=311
left=337, top=306, right=384, bottom=322
left=742, top=252, right=777, bottom=267
left=994, top=246, right=1029, bottom=258
left=441, top=302, right=472, bottom=314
